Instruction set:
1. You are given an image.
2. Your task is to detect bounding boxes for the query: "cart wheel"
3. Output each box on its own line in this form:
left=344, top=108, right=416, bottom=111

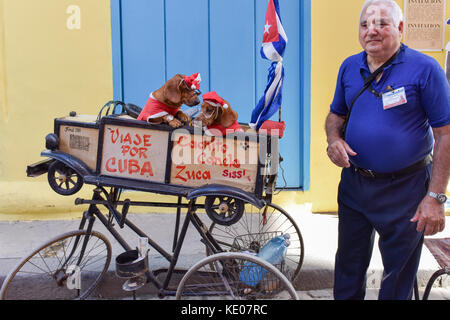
left=204, top=195, right=245, bottom=226
left=206, top=202, right=304, bottom=283
left=124, top=103, right=142, bottom=119
left=175, top=252, right=298, bottom=300
left=0, top=230, right=112, bottom=300
left=47, top=161, right=83, bottom=196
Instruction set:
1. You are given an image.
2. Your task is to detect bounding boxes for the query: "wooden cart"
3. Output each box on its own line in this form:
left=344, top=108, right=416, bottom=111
left=4, top=103, right=304, bottom=300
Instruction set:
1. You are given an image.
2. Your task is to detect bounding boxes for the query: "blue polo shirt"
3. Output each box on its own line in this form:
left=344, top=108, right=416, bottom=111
left=330, top=44, right=450, bottom=173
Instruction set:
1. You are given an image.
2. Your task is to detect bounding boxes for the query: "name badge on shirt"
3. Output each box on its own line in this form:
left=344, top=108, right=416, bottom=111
left=382, top=87, right=407, bottom=110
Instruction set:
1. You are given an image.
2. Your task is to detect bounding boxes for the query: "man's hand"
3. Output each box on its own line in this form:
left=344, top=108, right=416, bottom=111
left=410, top=124, right=450, bottom=236
left=325, top=112, right=357, bottom=167
left=327, top=138, right=357, bottom=168
left=410, top=197, right=445, bottom=236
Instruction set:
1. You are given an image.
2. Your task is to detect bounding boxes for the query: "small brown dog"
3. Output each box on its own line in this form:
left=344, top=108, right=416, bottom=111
left=138, top=73, right=201, bottom=128
left=194, top=91, right=243, bottom=136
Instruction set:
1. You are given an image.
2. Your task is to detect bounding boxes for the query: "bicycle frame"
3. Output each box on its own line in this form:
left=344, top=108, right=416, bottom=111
left=71, top=186, right=226, bottom=297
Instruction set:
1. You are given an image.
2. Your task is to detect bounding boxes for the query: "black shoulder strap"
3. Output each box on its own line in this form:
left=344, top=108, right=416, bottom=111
left=341, top=48, right=401, bottom=138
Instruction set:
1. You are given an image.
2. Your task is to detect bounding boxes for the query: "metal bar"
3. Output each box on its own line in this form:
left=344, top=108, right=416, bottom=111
left=95, top=207, right=133, bottom=252
left=76, top=198, right=205, bottom=209
left=61, top=197, right=97, bottom=268
left=83, top=188, right=174, bottom=261
left=75, top=214, right=96, bottom=266
left=422, top=269, right=448, bottom=300
left=172, top=196, right=182, bottom=252
left=144, top=270, right=163, bottom=291
left=162, top=199, right=196, bottom=290
left=190, top=212, right=222, bottom=254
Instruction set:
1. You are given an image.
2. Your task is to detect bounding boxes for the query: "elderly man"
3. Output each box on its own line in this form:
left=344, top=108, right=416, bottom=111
left=325, top=0, right=450, bottom=300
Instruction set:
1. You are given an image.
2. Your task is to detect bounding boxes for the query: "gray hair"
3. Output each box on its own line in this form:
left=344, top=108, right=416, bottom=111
left=360, top=0, right=404, bottom=27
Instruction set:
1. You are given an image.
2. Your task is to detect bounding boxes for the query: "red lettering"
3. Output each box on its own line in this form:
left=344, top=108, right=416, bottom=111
left=139, top=147, right=148, bottom=159
left=111, top=128, right=119, bottom=144
left=121, top=145, right=130, bottom=156
left=174, top=166, right=211, bottom=181
left=176, top=135, right=187, bottom=146
left=128, top=159, right=139, bottom=174
left=222, top=169, right=246, bottom=179
left=140, top=161, right=153, bottom=176
left=123, top=133, right=132, bottom=144
left=105, top=157, right=117, bottom=172
left=175, top=165, right=187, bottom=182
left=133, top=134, right=142, bottom=146
left=143, top=135, right=152, bottom=147
left=118, top=159, right=127, bottom=173
left=197, top=153, right=205, bottom=165
left=129, top=147, right=139, bottom=157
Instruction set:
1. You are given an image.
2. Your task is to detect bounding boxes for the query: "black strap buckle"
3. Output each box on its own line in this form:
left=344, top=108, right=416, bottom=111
left=356, top=167, right=376, bottom=178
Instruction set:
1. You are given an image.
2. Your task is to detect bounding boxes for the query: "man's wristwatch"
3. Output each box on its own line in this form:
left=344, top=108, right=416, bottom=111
left=166, top=115, right=174, bottom=121
left=428, top=191, right=448, bottom=204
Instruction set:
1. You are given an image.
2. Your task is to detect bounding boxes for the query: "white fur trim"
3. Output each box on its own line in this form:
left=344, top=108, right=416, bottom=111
left=203, top=126, right=214, bottom=136
left=147, top=111, right=168, bottom=119
left=205, top=101, right=222, bottom=108
left=195, top=73, right=202, bottom=82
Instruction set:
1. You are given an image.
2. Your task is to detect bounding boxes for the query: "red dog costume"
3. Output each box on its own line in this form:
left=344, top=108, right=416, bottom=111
left=202, top=91, right=243, bottom=136
left=137, top=73, right=201, bottom=122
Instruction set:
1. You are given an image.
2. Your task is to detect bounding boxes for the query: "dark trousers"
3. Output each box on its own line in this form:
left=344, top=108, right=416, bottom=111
left=333, top=164, right=431, bottom=300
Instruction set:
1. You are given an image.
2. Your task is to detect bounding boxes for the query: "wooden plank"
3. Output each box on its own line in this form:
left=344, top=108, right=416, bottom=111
left=59, top=125, right=99, bottom=171
left=170, top=131, right=259, bottom=192
left=100, top=124, right=169, bottom=182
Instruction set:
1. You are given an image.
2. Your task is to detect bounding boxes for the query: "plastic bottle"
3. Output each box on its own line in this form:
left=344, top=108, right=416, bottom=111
left=239, top=234, right=291, bottom=287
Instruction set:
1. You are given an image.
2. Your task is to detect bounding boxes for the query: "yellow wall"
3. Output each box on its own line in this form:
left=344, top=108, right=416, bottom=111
left=0, top=0, right=448, bottom=220
left=305, top=0, right=450, bottom=214
left=0, top=0, right=113, bottom=219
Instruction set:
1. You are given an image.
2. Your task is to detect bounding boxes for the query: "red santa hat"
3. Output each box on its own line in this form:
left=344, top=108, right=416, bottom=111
left=184, top=73, right=202, bottom=90
left=202, top=91, right=229, bottom=109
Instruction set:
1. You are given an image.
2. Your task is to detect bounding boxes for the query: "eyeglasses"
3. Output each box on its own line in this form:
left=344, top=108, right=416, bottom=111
left=182, top=80, right=201, bottom=95
left=201, top=106, right=217, bottom=120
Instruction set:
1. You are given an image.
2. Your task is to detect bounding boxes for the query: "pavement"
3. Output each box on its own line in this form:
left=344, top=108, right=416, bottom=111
left=0, top=209, right=449, bottom=300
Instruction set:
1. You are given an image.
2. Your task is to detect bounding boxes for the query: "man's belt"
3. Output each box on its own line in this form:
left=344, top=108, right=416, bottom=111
left=351, top=155, right=432, bottom=179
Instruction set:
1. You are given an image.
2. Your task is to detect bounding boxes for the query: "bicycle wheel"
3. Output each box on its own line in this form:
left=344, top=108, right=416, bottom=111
left=175, top=252, right=298, bottom=300
left=206, top=203, right=304, bottom=282
left=0, top=230, right=112, bottom=300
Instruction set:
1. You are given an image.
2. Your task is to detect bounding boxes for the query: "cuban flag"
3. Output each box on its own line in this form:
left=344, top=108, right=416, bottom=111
left=250, top=0, right=288, bottom=130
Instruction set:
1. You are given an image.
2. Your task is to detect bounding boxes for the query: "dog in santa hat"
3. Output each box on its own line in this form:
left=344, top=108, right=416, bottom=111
left=138, top=73, right=201, bottom=128
left=194, top=91, right=243, bottom=136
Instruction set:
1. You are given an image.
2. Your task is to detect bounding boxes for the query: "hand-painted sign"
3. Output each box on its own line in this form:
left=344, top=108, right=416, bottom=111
left=170, top=131, right=259, bottom=192
left=100, top=125, right=168, bottom=182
